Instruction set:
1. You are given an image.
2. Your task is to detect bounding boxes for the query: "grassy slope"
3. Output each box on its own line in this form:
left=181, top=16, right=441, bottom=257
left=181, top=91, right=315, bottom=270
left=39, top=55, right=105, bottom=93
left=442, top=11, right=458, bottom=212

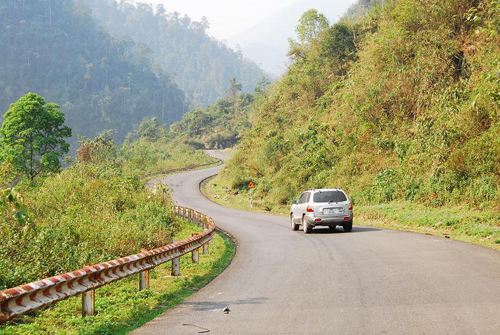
left=209, top=0, right=500, bottom=249
left=203, top=174, right=500, bottom=251
left=219, top=0, right=500, bottom=207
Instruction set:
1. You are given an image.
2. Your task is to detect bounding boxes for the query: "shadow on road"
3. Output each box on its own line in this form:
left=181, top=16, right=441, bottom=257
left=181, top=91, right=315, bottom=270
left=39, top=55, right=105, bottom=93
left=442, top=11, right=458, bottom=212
left=308, top=226, right=380, bottom=234
left=182, top=297, right=269, bottom=311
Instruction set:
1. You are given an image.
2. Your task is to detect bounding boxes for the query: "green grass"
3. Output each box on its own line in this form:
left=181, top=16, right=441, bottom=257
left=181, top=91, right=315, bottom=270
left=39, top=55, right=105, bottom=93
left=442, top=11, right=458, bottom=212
left=0, top=220, right=235, bottom=335
left=201, top=175, right=288, bottom=215
left=356, top=203, right=500, bottom=250
left=204, top=175, right=500, bottom=251
left=121, top=139, right=217, bottom=177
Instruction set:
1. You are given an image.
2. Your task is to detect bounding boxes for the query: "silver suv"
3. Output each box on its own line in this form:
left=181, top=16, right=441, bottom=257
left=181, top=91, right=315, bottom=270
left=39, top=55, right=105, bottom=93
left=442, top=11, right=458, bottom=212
left=290, top=189, right=353, bottom=234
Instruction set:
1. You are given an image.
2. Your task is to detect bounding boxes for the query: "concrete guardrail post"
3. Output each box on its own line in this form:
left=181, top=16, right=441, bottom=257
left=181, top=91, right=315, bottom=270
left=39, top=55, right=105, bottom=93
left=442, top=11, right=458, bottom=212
left=192, top=233, right=200, bottom=263
left=139, top=270, right=150, bottom=290
left=192, top=248, right=199, bottom=263
left=171, top=257, right=180, bottom=276
left=82, top=290, right=95, bottom=317
left=203, top=242, right=209, bottom=254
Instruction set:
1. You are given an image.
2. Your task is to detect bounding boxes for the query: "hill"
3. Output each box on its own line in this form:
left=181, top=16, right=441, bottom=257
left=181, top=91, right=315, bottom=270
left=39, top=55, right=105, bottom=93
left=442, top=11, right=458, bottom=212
left=0, top=0, right=188, bottom=144
left=83, top=0, right=267, bottom=106
left=219, top=0, right=500, bottom=210
left=168, top=79, right=269, bottom=150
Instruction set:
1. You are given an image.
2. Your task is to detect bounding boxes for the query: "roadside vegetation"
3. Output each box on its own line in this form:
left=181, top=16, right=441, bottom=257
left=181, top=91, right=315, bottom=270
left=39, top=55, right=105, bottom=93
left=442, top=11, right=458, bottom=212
left=167, top=78, right=270, bottom=149
left=208, top=0, right=500, bottom=247
left=0, top=93, right=233, bottom=332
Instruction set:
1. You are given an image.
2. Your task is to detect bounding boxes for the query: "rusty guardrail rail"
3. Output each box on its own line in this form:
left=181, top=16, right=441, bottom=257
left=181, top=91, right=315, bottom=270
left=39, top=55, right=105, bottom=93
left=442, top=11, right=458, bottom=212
left=0, top=206, right=215, bottom=324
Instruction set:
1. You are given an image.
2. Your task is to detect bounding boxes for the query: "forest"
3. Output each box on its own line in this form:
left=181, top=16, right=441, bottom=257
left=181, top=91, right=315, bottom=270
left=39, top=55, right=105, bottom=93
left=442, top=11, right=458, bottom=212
left=83, top=0, right=267, bottom=106
left=0, top=0, right=266, bottom=146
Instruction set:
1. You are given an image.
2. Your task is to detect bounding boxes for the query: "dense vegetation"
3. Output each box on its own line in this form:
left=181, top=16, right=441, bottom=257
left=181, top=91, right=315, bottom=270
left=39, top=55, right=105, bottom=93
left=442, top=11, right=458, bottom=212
left=83, top=0, right=267, bottom=106
left=168, top=78, right=270, bottom=149
left=0, top=125, right=214, bottom=290
left=219, top=0, right=500, bottom=211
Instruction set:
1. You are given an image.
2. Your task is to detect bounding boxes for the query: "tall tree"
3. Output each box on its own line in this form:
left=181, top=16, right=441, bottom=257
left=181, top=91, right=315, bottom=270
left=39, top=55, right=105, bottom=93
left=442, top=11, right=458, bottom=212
left=226, top=78, right=243, bottom=99
left=0, top=93, right=72, bottom=180
left=296, top=9, right=329, bottom=44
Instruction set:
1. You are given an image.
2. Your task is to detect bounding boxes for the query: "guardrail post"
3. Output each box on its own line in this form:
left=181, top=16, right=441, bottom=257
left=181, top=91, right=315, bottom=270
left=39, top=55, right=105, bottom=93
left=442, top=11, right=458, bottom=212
left=139, top=270, right=150, bottom=290
left=171, top=257, right=180, bottom=276
left=192, top=248, right=199, bottom=263
left=203, top=242, right=209, bottom=254
left=191, top=233, right=200, bottom=263
left=82, top=290, right=95, bottom=317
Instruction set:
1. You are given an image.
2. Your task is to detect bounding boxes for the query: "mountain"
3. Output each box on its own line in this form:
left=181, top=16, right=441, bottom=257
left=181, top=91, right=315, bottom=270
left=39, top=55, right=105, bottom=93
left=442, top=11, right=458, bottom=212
left=83, top=0, right=267, bottom=106
left=0, top=0, right=187, bottom=144
left=229, top=0, right=353, bottom=75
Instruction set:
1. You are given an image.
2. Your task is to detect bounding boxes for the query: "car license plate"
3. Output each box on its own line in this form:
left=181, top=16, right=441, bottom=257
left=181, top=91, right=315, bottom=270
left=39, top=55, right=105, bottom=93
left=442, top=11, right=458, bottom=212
left=324, top=208, right=343, bottom=214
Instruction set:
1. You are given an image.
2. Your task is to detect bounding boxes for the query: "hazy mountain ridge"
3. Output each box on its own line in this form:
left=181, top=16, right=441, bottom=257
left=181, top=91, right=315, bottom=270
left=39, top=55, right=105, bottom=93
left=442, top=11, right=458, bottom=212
left=83, top=0, right=267, bottom=106
left=0, top=0, right=187, bottom=144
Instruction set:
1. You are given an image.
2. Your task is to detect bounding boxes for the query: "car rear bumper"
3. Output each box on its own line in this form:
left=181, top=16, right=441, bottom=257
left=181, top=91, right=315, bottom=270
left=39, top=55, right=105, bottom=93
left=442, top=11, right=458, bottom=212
left=304, top=214, right=352, bottom=226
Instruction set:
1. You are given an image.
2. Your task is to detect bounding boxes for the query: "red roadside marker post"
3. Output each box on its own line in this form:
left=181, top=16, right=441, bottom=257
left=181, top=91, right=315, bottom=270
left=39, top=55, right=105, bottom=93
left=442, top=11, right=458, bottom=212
left=248, top=181, right=256, bottom=209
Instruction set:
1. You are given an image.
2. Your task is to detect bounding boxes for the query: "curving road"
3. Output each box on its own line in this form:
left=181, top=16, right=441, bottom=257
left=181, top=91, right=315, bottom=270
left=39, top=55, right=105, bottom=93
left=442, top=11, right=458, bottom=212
left=135, top=151, right=500, bottom=334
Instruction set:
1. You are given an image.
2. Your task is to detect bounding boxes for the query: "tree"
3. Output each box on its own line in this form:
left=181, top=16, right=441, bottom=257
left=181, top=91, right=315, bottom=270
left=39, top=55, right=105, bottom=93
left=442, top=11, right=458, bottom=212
left=288, top=9, right=330, bottom=61
left=226, top=78, right=242, bottom=99
left=137, top=117, right=165, bottom=141
left=0, top=93, right=72, bottom=180
left=296, top=9, right=329, bottom=44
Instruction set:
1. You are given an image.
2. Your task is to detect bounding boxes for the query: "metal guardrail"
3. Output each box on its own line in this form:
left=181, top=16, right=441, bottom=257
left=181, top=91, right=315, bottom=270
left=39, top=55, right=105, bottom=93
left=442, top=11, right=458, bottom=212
left=0, top=206, right=215, bottom=324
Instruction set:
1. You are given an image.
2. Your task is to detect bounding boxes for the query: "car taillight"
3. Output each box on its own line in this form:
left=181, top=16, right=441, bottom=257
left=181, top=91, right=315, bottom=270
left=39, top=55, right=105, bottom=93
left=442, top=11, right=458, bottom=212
left=306, top=205, right=314, bottom=212
left=349, top=204, right=353, bottom=210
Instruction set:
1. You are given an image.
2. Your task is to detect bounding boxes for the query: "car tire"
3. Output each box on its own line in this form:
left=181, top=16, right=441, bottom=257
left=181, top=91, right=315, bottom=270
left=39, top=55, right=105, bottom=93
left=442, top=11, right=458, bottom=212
left=343, top=220, right=353, bottom=232
left=291, top=215, right=299, bottom=231
left=303, top=216, right=312, bottom=234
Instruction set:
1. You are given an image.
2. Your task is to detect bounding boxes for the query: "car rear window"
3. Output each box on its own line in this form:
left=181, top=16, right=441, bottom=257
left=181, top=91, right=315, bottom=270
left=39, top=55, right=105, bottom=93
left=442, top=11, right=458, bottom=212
left=313, top=191, right=347, bottom=203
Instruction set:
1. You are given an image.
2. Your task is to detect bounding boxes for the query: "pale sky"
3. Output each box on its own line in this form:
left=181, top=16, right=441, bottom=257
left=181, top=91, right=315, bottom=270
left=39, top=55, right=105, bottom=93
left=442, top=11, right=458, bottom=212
left=145, top=0, right=356, bottom=41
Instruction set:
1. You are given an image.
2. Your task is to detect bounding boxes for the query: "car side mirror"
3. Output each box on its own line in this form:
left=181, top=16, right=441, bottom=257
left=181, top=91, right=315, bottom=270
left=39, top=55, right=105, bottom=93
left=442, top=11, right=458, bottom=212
left=292, top=200, right=297, bottom=205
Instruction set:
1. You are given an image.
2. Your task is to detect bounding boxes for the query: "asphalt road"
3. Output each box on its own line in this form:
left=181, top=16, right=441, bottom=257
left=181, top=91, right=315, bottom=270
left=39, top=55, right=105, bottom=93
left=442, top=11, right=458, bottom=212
left=135, top=151, right=500, bottom=334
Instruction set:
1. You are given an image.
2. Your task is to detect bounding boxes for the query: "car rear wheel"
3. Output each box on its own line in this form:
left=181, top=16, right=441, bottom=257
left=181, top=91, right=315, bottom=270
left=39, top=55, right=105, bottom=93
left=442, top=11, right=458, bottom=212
left=291, top=215, right=299, bottom=231
left=343, top=220, right=353, bottom=232
left=302, top=216, right=312, bottom=234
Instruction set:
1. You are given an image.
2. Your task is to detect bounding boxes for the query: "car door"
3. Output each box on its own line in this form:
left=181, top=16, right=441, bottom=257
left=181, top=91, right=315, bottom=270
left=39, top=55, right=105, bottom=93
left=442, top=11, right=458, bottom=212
left=298, top=192, right=309, bottom=220
left=293, top=193, right=306, bottom=223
